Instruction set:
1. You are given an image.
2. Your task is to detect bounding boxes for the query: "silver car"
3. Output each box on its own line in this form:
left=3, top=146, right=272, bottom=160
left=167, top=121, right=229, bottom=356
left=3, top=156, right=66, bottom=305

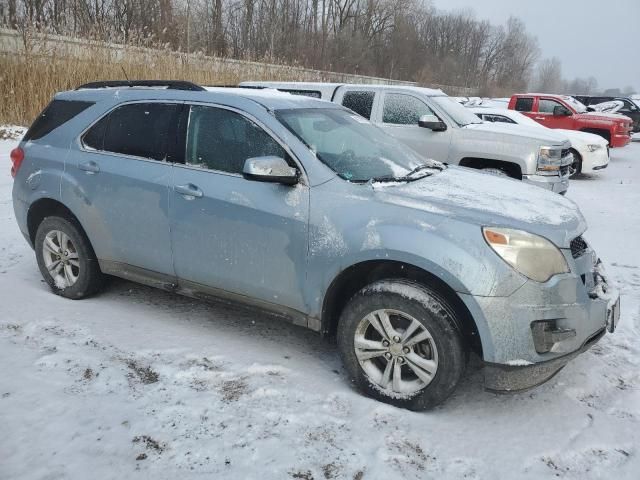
left=11, top=82, right=619, bottom=409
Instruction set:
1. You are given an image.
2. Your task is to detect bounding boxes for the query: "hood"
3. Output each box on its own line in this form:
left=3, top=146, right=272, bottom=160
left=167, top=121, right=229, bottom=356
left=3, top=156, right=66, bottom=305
left=582, top=111, right=631, bottom=123
left=555, top=129, right=608, bottom=146
left=466, top=121, right=569, bottom=145
left=372, top=166, right=585, bottom=247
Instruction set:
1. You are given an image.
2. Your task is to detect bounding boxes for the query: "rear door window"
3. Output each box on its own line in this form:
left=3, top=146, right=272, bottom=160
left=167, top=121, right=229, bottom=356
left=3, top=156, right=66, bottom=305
left=83, top=103, right=180, bottom=161
left=514, top=97, right=534, bottom=112
left=184, top=105, right=286, bottom=174
left=24, top=99, right=94, bottom=141
left=341, top=91, right=375, bottom=119
left=382, top=93, right=434, bottom=125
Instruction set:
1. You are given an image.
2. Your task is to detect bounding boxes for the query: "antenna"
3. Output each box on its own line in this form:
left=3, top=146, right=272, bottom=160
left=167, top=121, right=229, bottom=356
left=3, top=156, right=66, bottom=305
left=120, top=65, right=130, bottom=84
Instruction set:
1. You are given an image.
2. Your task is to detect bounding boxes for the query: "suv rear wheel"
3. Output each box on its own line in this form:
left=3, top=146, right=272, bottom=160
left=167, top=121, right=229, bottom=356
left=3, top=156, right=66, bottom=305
left=337, top=279, right=465, bottom=410
left=35, top=216, right=104, bottom=299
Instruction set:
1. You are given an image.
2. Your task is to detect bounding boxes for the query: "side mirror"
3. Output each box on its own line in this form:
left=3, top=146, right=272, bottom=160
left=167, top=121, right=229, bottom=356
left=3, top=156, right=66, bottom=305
left=243, top=156, right=298, bottom=185
left=553, top=106, right=571, bottom=116
left=418, top=114, right=447, bottom=131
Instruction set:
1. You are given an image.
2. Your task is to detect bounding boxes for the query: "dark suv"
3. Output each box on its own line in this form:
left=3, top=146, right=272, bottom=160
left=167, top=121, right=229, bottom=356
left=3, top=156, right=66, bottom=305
left=572, top=95, right=640, bottom=132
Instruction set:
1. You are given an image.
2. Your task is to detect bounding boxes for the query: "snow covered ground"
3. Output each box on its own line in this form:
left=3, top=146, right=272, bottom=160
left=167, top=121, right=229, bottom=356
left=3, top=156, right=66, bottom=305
left=1, top=128, right=639, bottom=480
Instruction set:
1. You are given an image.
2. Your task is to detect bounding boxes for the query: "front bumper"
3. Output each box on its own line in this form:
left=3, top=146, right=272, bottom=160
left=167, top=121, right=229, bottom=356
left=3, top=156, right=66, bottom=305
left=580, top=146, right=610, bottom=173
left=484, top=327, right=606, bottom=392
left=522, top=172, right=569, bottom=194
left=460, top=243, right=620, bottom=392
left=610, top=133, right=631, bottom=148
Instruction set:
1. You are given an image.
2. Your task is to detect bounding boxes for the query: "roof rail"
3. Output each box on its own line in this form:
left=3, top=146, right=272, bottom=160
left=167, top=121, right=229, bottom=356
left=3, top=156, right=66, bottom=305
left=76, top=80, right=205, bottom=91
left=203, top=85, right=266, bottom=89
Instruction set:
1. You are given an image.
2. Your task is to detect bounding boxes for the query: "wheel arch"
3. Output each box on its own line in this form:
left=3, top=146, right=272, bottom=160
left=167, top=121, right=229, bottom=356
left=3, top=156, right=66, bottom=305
left=27, top=198, right=87, bottom=246
left=458, top=157, right=523, bottom=179
left=321, top=260, right=483, bottom=356
left=579, top=128, right=611, bottom=144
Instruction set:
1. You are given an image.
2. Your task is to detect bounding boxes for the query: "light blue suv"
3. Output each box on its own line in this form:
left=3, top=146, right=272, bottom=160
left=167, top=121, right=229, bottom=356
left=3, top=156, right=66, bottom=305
left=10, top=81, right=620, bottom=409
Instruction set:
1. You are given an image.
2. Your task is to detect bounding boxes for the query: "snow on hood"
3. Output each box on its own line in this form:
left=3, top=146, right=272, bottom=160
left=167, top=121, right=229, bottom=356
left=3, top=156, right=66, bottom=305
left=373, top=166, right=585, bottom=247
left=590, top=101, right=624, bottom=113
left=583, top=111, right=631, bottom=122
left=468, top=121, right=569, bottom=145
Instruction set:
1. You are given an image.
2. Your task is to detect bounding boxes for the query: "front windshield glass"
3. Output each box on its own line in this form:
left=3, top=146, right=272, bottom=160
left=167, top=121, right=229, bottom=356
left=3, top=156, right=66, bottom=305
left=562, top=96, right=587, bottom=113
left=431, top=96, right=483, bottom=126
left=276, top=108, right=443, bottom=182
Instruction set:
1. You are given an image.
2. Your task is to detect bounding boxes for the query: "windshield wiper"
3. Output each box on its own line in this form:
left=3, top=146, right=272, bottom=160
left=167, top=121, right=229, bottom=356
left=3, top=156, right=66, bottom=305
left=403, top=163, right=442, bottom=179
left=369, top=163, right=442, bottom=184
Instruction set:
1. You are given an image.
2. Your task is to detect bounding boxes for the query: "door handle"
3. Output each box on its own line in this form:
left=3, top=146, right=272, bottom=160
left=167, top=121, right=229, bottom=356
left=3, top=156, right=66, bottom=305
left=534, top=117, right=546, bottom=120
left=78, top=160, right=100, bottom=174
left=174, top=183, right=203, bottom=198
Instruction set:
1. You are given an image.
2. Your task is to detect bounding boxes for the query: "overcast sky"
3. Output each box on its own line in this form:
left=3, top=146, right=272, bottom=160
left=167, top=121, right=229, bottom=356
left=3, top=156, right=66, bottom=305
left=430, top=0, right=640, bottom=92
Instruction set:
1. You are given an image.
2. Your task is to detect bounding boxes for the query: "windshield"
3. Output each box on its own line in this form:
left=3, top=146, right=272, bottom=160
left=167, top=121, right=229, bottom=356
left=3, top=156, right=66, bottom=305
left=431, top=96, right=483, bottom=126
left=276, top=108, right=443, bottom=182
left=562, top=96, right=588, bottom=113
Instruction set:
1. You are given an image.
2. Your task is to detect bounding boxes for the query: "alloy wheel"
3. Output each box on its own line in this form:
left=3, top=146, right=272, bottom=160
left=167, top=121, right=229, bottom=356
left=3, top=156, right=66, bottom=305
left=354, top=309, right=439, bottom=395
left=42, top=229, right=80, bottom=288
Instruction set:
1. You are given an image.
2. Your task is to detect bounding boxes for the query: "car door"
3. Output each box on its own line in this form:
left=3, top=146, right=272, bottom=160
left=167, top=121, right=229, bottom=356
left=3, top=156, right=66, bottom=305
left=169, top=104, right=309, bottom=313
left=513, top=96, right=536, bottom=120
left=535, top=98, right=574, bottom=130
left=65, top=101, right=181, bottom=281
left=375, top=92, right=452, bottom=162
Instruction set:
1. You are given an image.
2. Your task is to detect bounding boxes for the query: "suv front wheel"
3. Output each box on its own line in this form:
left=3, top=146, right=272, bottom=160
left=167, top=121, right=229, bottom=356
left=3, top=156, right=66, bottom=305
left=35, top=216, right=104, bottom=299
left=337, top=279, right=465, bottom=410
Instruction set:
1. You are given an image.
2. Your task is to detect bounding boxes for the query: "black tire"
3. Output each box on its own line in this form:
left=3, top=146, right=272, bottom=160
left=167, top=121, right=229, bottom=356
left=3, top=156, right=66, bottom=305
left=35, top=216, right=104, bottom=299
left=481, top=167, right=510, bottom=178
left=569, top=148, right=582, bottom=178
left=337, top=279, right=466, bottom=410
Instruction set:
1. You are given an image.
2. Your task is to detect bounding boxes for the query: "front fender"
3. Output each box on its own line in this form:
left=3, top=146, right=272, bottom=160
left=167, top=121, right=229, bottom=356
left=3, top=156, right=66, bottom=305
left=304, top=198, right=527, bottom=319
left=450, top=128, right=536, bottom=174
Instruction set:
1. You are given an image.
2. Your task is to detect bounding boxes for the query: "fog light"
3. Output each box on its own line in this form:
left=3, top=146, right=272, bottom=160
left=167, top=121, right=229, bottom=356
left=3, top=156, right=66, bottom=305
left=531, top=321, right=576, bottom=353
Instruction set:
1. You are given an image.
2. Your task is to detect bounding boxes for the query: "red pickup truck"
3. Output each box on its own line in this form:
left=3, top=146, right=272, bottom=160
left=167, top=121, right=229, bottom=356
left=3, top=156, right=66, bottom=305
left=508, top=94, right=632, bottom=148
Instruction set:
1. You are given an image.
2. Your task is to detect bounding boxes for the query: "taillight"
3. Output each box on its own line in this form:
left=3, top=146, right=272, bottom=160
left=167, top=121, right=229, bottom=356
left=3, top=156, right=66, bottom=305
left=10, top=147, right=24, bottom=177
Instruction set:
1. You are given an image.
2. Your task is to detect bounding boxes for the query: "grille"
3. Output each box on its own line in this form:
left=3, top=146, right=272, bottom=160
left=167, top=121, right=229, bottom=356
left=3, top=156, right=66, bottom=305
left=570, top=235, right=588, bottom=259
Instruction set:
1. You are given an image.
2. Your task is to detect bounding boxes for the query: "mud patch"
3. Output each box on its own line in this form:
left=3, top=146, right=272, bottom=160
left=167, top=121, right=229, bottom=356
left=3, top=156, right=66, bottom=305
left=219, top=377, right=249, bottom=402
left=126, top=359, right=159, bottom=385
left=133, top=435, right=165, bottom=453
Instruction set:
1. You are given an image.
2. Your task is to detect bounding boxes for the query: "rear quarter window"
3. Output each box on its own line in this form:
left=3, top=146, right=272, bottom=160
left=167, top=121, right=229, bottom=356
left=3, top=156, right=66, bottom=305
left=514, top=97, right=534, bottom=112
left=24, top=99, right=94, bottom=141
left=341, top=91, right=375, bottom=119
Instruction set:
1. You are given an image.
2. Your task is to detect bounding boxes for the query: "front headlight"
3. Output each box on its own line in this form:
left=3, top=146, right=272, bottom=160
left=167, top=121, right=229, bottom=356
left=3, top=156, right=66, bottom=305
left=537, top=146, right=563, bottom=175
left=587, top=144, right=602, bottom=152
left=483, top=227, right=569, bottom=282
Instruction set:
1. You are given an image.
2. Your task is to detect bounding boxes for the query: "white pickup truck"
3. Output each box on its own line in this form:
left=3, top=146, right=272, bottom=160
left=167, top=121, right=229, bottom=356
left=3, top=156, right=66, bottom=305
left=241, top=82, right=573, bottom=194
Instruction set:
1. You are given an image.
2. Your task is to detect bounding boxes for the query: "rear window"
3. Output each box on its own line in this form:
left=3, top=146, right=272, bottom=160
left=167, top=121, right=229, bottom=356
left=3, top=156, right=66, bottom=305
left=279, top=89, right=322, bottom=99
left=341, top=91, right=375, bottom=119
left=24, top=99, right=94, bottom=141
left=514, top=97, right=534, bottom=112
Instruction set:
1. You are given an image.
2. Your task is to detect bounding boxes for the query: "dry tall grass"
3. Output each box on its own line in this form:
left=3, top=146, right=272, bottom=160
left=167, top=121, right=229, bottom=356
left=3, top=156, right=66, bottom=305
left=0, top=50, right=308, bottom=125
left=0, top=28, right=424, bottom=126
